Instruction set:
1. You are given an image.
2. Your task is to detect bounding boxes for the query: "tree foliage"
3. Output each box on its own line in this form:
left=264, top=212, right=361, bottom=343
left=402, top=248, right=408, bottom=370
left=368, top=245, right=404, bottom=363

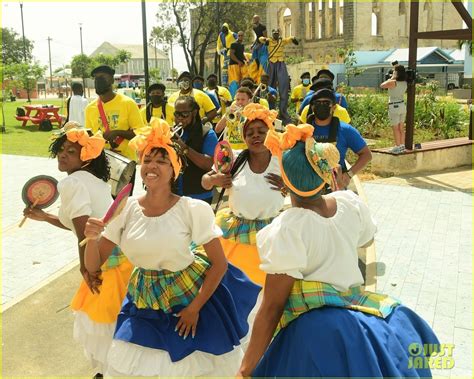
left=153, top=0, right=263, bottom=75
left=70, top=50, right=132, bottom=78
left=1, top=27, right=34, bottom=65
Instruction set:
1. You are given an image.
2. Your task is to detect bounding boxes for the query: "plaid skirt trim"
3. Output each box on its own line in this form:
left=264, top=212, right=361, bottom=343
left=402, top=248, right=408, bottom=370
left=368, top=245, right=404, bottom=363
left=276, top=280, right=400, bottom=335
left=128, top=255, right=210, bottom=312
left=101, top=246, right=128, bottom=271
left=215, top=208, right=274, bottom=246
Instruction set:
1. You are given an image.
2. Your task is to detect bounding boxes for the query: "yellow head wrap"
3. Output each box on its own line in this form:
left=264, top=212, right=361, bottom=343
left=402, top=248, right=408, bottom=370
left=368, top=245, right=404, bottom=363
left=128, top=118, right=182, bottom=180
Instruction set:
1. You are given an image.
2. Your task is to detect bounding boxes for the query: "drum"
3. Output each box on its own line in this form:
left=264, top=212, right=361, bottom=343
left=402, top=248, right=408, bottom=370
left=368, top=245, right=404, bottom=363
left=105, top=150, right=136, bottom=197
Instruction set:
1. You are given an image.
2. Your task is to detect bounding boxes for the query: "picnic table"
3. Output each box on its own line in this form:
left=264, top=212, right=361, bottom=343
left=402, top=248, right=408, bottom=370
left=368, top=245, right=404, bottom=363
left=15, top=105, right=62, bottom=127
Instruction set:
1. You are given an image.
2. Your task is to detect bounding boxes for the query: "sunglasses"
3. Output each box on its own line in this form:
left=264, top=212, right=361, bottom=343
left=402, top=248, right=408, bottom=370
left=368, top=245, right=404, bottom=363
left=174, top=110, right=193, bottom=118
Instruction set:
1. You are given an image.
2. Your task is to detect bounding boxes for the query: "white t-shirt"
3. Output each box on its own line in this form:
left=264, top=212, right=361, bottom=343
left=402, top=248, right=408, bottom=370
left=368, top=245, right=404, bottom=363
left=57, top=171, right=112, bottom=234
left=257, top=191, right=376, bottom=292
left=228, top=157, right=284, bottom=220
left=103, top=196, right=222, bottom=271
left=68, top=95, right=89, bottom=126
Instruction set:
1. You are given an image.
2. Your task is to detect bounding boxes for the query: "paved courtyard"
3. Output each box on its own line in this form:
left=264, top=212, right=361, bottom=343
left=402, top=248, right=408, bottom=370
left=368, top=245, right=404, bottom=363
left=1, top=154, right=472, bottom=377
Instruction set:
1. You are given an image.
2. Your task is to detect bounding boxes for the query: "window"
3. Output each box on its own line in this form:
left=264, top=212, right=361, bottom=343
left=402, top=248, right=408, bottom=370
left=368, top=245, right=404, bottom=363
left=318, top=22, right=322, bottom=39
left=340, top=0, right=344, bottom=7
left=329, top=0, right=333, bottom=8
left=371, top=12, right=378, bottom=36
left=339, top=17, right=343, bottom=34
left=399, top=0, right=406, bottom=15
left=319, top=0, right=323, bottom=10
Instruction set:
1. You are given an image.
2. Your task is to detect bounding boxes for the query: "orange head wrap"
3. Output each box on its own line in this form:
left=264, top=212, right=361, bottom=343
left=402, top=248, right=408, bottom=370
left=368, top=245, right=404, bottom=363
left=63, top=122, right=105, bottom=162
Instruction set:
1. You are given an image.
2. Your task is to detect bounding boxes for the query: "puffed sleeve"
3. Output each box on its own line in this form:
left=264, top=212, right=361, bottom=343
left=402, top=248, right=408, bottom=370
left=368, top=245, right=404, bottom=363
left=344, top=191, right=377, bottom=247
left=188, top=199, right=223, bottom=245
left=57, top=176, right=92, bottom=220
left=257, top=221, right=307, bottom=279
left=102, top=197, right=133, bottom=245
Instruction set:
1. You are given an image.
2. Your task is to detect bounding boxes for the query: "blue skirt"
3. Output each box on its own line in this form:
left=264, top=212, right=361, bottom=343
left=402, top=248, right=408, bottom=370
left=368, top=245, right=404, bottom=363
left=114, top=263, right=260, bottom=362
left=253, top=305, right=439, bottom=378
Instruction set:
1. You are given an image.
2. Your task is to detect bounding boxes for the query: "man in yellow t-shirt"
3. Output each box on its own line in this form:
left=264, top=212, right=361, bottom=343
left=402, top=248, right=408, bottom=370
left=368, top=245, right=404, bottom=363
left=291, top=72, right=311, bottom=112
left=205, top=73, right=233, bottom=125
left=85, top=65, right=143, bottom=162
left=217, top=23, right=238, bottom=86
left=259, top=29, right=299, bottom=125
left=167, top=71, right=217, bottom=124
left=215, top=87, right=255, bottom=150
left=140, top=83, right=174, bottom=126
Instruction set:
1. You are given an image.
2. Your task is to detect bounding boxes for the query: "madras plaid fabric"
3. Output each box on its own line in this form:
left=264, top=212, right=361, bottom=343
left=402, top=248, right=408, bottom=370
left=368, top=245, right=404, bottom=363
left=276, top=280, right=400, bottom=335
left=100, top=246, right=128, bottom=271
left=128, top=254, right=210, bottom=312
left=215, top=207, right=274, bottom=245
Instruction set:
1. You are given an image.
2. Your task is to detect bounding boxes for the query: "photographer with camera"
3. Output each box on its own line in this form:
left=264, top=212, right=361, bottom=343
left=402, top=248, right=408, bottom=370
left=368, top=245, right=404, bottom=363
left=380, top=63, right=408, bottom=154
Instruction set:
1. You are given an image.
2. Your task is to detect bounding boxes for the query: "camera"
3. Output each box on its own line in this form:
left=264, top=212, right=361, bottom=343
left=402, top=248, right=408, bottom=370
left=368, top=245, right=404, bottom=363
left=391, top=60, right=399, bottom=67
left=385, top=69, right=394, bottom=81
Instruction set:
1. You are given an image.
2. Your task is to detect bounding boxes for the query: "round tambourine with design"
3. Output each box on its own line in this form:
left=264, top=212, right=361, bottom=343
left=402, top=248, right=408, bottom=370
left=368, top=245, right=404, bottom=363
left=21, top=175, right=59, bottom=209
left=213, top=141, right=234, bottom=174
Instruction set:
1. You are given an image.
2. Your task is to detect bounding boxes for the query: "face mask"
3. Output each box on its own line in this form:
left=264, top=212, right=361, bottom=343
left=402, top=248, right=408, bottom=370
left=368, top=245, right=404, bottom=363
left=150, top=95, right=162, bottom=105
left=193, top=82, right=204, bottom=90
left=207, top=79, right=217, bottom=88
left=313, top=103, right=332, bottom=120
left=94, top=77, right=111, bottom=95
left=302, top=78, right=310, bottom=86
left=179, top=80, right=191, bottom=91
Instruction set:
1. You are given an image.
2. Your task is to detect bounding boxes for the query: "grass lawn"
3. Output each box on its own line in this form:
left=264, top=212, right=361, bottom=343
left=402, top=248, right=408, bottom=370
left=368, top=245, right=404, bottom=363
left=0, top=99, right=67, bottom=157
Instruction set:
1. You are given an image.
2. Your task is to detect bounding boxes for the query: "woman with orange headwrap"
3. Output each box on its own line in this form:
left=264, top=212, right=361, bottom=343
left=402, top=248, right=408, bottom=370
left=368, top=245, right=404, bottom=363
left=23, top=122, right=133, bottom=377
left=202, top=103, right=286, bottom=287
left=83, top=118, right=260, bottom=377
left=237, top=124, right=439, bottom=378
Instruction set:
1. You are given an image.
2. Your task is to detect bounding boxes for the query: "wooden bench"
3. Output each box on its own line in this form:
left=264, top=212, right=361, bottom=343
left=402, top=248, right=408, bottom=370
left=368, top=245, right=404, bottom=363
left=15, top=116, right=42, bottom=124
left=371, top=137, right=473, bottom=175
left=372, top=137, right=473, bottom=155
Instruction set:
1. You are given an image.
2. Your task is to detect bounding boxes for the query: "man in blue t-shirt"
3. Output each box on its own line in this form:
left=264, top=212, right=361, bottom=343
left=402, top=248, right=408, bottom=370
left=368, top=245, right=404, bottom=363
left=308, top=88, right=371, bottom=188
left=299, top=69, right=348, bottom=114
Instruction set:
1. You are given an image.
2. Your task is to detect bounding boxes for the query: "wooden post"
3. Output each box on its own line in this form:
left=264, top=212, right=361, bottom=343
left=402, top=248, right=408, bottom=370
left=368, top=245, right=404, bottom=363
left=405, top=1, right=419, bottom=151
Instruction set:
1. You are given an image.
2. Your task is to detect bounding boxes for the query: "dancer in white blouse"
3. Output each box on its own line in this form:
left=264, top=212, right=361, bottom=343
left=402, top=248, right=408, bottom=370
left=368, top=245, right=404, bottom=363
left=84, top=118, right=260, bottom=377
left=202, top=103, right=286, bottom=286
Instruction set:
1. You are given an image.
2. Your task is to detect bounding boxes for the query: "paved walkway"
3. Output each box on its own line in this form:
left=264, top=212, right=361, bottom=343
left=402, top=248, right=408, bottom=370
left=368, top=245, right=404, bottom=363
left=1, top=154, right=472, bottom=377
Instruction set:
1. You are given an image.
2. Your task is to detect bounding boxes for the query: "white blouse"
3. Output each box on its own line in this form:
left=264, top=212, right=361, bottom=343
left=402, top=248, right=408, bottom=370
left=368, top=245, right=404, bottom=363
left=257, top=191, right=376, bottom=292
left=228, top=157, right=285, bottom=220
left=57, top=171, right=112, bottom=235
left=103, top=196, right=222, bottom=271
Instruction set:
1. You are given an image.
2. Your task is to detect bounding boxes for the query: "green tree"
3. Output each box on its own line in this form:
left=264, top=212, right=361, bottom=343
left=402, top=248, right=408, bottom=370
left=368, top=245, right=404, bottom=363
left=3, top=62, right=46, bottom=94
left=70, top=50, right=131, bottom=79
left=149, top=67, right=162, bottom=83
left=150, top=25, right=178, bottom=72
left=1, top=27, right=34, bottom=65
left=337, top=46, right=365, bottom=86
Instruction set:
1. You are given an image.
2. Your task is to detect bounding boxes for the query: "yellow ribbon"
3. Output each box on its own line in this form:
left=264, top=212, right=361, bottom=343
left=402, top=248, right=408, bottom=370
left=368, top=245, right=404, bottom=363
left=128, top=118, right=182, bottom=180
left=65, top=128, right=105, bottom=162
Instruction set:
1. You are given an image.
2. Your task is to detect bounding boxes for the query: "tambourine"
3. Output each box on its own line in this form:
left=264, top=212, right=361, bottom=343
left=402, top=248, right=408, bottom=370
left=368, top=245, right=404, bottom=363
left=213, top=141, right=234, bottom=174
left=22, top=175, right=59, bottom=209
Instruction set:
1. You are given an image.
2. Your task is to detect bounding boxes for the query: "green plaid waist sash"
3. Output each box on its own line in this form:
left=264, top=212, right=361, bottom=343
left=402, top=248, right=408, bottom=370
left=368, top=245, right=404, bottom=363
left=100, top=246, right=128, bottom=271
left=276, top=280, right=400, bottom=335
left=128, top=254, right=210, bottom=313
left=215, top=207, right=275, bottom=246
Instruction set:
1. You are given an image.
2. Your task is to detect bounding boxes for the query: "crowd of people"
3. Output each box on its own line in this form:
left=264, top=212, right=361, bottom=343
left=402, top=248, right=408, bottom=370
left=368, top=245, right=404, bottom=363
left=22, top=14, right=434, bottom=379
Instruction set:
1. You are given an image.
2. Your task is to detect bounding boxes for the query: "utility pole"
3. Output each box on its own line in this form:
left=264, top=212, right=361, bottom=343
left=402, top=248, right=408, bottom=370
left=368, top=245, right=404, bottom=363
left=47, top=37, right=53, bottom=95
left=79, top=23, right=86, bottom=93
left=19, top=1, right=31, bottom=102
left=141, top=0, right=150, bottom=103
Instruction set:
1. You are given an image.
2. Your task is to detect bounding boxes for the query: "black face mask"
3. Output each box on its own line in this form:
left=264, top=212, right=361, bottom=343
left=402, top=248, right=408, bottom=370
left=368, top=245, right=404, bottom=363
left=94, top=77, right=111, bottom=95
left=207, top=79, right=217, bottom=88
left=313, top=103, right=332, bottom=120
left=150, top=95, right=163, bottom=106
